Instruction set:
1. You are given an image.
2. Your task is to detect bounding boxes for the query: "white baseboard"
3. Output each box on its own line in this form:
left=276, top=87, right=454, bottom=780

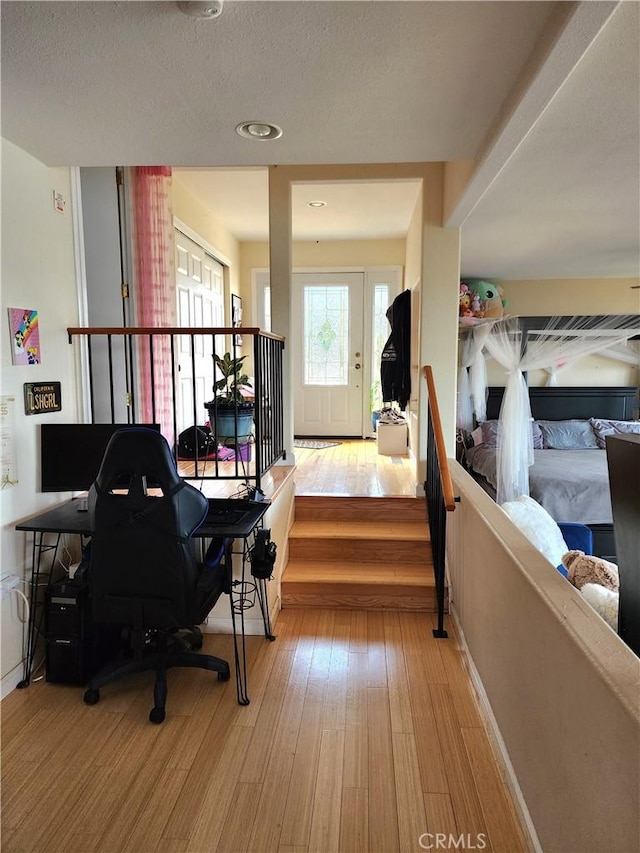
left=1, top=662, right=25, bottom=700
left=202, top=597, right=281, bottom=637
left=449, top=606, right=542, bottom=853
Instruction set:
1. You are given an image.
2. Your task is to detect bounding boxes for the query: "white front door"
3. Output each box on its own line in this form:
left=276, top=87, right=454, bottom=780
left=175, top=229, right=225, bottom=432
left=292, top=272, right=364, bottom=436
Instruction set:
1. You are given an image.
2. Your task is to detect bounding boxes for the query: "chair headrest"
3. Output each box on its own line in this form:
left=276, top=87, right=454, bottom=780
left=95, top=428, right=181, bottom=494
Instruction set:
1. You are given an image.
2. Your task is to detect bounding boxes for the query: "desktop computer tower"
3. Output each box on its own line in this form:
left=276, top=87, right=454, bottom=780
left=45, top=576, right=119, bottom=685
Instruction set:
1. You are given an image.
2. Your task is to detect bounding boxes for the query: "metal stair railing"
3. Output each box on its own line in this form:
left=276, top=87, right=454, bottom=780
left=423, top=365, right=458, bottom=638
left=67, top=326, right=285, bottom=492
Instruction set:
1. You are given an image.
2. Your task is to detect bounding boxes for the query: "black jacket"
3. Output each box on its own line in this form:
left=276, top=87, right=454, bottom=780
left=380, top=289, right=411, bottom=410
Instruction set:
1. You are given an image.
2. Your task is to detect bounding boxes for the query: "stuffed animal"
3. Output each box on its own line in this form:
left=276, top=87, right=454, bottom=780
left=466, top=280, right=507, bottom=319
left=581, top=583, right=619, bottom=631
left=562, top=550, right=619, bottom=592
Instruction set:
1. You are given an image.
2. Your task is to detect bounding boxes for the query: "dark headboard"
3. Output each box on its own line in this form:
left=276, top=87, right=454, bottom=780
left=486, top=386, right=638, bottom=421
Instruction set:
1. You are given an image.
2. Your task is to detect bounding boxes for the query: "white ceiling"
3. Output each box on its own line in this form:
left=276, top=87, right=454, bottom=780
left=2, top=0, right=639, bottom=281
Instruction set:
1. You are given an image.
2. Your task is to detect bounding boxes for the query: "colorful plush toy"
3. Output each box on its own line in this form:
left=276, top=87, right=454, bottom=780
left=466, top=280, right=507, bottom=319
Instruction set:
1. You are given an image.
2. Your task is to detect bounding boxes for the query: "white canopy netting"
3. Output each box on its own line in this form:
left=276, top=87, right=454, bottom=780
left=458, top=314, right=640, bottom=504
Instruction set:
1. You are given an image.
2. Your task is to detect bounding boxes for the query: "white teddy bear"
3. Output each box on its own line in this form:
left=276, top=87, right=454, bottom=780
left=580, top=583, right=619, bottom=631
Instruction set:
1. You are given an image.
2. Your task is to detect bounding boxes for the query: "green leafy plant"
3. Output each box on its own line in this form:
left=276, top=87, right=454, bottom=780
left=212, top=352, right=252, bottom=406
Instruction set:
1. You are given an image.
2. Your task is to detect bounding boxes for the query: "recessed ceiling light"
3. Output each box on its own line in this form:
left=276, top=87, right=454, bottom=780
left=177, top=1, right=223, bottom=18
left=307, top=200, right=327, bottom=208
left=236, top=122, right=283, bottom=141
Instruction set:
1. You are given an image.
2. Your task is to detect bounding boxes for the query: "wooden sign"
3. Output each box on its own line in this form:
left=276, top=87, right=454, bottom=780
left=23, top=382, right=62, bottom=416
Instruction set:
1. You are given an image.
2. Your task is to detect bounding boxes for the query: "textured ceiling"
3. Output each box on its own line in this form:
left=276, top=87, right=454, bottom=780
left=2, top=0, right=639, bottom=280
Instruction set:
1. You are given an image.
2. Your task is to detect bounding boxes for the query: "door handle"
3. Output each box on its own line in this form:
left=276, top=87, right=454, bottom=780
left=354, top=363, right=361, bottom=370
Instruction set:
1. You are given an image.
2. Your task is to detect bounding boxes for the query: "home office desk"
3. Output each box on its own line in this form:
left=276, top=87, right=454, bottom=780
left=15, top=497, right=274, bottom=705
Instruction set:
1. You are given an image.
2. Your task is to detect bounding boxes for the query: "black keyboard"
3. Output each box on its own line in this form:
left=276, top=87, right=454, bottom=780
left=205, top=507, right=248, bottom=526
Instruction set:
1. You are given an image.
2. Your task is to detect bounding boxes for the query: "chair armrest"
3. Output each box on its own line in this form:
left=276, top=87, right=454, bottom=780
left=558, top=522, right=593, bottom=556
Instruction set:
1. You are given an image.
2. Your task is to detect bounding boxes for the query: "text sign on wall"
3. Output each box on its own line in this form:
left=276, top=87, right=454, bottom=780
left=24, top=382, right=62, bottom=416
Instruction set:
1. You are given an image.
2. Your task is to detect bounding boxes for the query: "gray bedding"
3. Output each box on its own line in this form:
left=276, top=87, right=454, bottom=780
left=465, top=447, right=613, bottom=524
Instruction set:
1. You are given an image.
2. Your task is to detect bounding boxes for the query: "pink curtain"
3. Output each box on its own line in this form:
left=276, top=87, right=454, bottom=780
left=132, top=166, right=176, bottom=444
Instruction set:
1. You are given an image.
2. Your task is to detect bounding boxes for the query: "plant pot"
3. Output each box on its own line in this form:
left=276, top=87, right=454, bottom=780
left=205, top=402, right=254, bottom=446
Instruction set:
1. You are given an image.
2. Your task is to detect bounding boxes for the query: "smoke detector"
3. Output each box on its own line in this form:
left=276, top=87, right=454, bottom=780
left=177, top=1, right=223, bottom=19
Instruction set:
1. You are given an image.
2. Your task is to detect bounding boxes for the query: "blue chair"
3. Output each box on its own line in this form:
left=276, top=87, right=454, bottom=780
left=557, top=523, right=593, bottom=577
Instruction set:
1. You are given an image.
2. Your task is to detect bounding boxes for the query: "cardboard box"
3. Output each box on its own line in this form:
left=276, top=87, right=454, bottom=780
left=376, top=421, right=408, bottom=456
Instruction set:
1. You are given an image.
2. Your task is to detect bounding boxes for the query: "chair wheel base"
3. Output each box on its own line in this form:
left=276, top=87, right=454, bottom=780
left=149, top=707, right=166, bottom=724
left=84, top=688, right=100, bottom=705
left=218, top=670, right=231, bottom=682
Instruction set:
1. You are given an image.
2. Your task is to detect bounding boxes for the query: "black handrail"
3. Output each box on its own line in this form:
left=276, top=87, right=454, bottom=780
left=423, top=365, right=457, bottom=638
left=67, top=326, right=286, bottom=491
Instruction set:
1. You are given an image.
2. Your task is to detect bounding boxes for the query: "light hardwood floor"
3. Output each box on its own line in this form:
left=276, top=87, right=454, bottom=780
left=292, top=439, right=416, bottom=497
left=178, top=439, right=416, bottom=500
left=1, top=609, right=527, bottom=853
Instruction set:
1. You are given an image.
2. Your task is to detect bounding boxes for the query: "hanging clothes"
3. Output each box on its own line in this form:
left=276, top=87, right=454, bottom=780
left=380, top=289, right=411, bottom=410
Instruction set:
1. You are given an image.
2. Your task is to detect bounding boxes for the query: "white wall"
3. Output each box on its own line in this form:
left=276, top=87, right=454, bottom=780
left=448, top=461, right=640, bottom=852
left=1, top=140, right=80, bottom=689
left=485, top=278, right=640, bottom=388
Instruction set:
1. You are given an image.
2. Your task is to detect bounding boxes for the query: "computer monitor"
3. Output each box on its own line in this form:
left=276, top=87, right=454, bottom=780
left=40, top=423, right=161, bottom=493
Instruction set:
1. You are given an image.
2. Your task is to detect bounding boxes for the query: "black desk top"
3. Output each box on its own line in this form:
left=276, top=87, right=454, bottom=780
left=199, top=498, right=269, bottom=537
left=16, top=497, right=270, bottom=539
left=16, top=500, right=92, bottom=535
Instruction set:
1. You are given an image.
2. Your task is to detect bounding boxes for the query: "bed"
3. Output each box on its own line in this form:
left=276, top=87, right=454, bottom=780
left=463, top=385, right=639, bottom=558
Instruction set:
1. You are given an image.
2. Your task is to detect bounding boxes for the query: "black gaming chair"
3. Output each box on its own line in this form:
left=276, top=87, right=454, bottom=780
left=83, top=427, right=230, bottom=723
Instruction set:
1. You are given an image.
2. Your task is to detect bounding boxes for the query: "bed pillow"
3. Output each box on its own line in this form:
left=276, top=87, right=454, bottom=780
left=537, top=419, right=599, bottom=450
left=479, top=419, right=543, bottom=449
left=589, top=417, right=640, bottom=449
left=500, top=494, right=568, bottom=567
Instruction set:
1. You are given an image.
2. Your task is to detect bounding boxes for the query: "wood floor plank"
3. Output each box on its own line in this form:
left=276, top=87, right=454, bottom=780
left=367, top=687, right=399, bottom=853
left=95, top=759, right=168, bottom=853
left=274, top=607, right=304, bottom=651
left=188, top=725, right=254, bottom=852
left=343, top=651, right=369, bottom=789
left=308, top=728, right=345, bottom=853
left=429, top=683, right=491, bottom=848
left=384, top=610, right=414, bottom=734
left=10, top=761, right=89, bottom=851
left=232, top=634, right=286, bottom=728
left=392, top=731, right=430, bottom=852
left=405, top=667, right=450, bottom=795
left=401, top=612, right=448, bottom=685
left=339, top=787, right=369, bottom=853
left=246, top=748, right=296, bottom=853
left=120, top=766, right=190, bottom=853
left=461, top=726, right=528, bottom=853
left=434, top=617, right=485, bottom=730
left=349, top=610, right=368, bottom=654
left=215, top=782, right=261, bottom=853
left=423, top=792, right=459, bottom=837
left=279, top=674, right=328, bottom=847
left=366, top=611, right=388, bottom=688
left=155, top=839, right=190, bottom=853
left=162, top=684, right=248, bottom=840
left=323, top=609, right=350, bottom=730
left=239, top=648, right=295, bottom=785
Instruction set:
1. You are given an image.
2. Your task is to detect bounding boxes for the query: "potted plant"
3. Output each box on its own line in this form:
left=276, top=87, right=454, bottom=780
left=205, top=352, right=254, bottom=446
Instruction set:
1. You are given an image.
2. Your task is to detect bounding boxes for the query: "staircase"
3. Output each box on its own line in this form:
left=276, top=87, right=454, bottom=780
left=281, top=495, right=439, bottom=611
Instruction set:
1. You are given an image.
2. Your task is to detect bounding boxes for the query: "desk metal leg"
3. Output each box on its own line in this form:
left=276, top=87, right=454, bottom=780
left=229, top=589, right=250, bottom=706
left=18, top=531, right=61, bottom=688
left=227, top=533, right=276, bottom=705
left=255, top=577, right=275, bottom=642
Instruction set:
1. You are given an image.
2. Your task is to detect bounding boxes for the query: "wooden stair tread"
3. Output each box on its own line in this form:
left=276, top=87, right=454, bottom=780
left=289, top=520, right=430, bottom=541
left=283, top=561, right=434, bottom=586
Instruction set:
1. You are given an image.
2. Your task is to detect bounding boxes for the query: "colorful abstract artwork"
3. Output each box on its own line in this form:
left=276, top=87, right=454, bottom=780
left=9, top=308, right=40, bottom=365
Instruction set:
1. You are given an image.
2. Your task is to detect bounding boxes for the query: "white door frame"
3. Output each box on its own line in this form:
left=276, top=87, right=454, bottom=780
left=253, top=266, right=402, bottom=436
